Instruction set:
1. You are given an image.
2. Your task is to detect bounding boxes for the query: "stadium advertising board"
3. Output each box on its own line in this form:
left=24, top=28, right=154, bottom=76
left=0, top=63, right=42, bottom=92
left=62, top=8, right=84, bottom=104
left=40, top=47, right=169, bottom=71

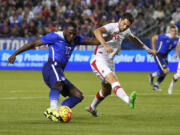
left=0, top=50, right=178, bottom=72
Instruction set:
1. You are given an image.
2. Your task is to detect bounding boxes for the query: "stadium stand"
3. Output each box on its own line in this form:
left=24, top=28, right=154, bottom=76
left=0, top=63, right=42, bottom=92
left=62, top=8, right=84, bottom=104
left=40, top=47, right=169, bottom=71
left=0, top=0, right=179, bottom=49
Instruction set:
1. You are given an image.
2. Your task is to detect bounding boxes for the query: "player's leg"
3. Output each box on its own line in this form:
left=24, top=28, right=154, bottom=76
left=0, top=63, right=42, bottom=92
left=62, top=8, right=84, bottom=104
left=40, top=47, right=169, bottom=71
left=168, top=61, right=180, bottom=94
left=153, top=55, right=168, bottom=90
left=105, top=72, right=136, bottom=108
left=42, top=62, right=65, bottom=121
left=86, top=82, right=111, bottom=117
left=149, top=71, right=158, bottom=85
left=90, top=57, right=136, bottom=109
left=105, top=72, right=134, bottom=105
left=58, top=79, right=84, bottom=108
left=49, top=82, right=64, bottom=108
left=43, top=82, right=63, bottom=122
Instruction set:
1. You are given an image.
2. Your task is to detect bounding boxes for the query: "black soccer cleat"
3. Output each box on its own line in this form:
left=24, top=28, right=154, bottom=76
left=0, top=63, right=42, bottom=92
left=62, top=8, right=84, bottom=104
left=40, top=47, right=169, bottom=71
left=153, top=85, right=160, bottom=91
left=86, top=106, right=98, bottom=117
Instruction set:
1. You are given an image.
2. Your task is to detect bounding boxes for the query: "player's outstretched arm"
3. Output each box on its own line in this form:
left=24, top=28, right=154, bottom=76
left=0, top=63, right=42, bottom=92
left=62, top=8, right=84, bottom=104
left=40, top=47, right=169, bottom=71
left=8, top=38, right=43, bottom=64
left=128, top=35, right=156, bottom=55
left=82, top=35, right=113, bottom=45
left=151, top=35, right=158, bottom=54
left=174, top=41, right=180, bottom=59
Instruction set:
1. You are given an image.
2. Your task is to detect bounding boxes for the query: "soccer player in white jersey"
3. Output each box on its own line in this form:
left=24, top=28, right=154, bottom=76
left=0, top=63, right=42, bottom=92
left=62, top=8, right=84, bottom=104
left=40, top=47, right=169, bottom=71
left=168, top=40, right=180, bottom=94
left=86, top=13, right=155, bottom=117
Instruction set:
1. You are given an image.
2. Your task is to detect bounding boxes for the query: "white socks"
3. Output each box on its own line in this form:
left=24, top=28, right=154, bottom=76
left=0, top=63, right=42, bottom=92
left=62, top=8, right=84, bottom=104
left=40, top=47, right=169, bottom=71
left=168, top=73, right=180, bottom=94
left=90, top=89, right=104, bottom=110
left=152, top=72, right=158, bottom=77
left=112, top=82, right=129, bottom=104
left=50, top=100, right=58, bottom=108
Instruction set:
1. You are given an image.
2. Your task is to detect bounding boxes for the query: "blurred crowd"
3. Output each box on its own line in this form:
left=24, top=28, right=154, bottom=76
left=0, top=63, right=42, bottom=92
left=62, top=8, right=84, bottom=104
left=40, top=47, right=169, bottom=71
left=0, top=0, right=179, bottom=38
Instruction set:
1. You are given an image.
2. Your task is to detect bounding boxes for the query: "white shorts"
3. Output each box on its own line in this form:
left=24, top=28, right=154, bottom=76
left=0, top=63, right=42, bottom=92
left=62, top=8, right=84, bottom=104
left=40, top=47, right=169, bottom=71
left=90, top=55, right=115, bottom=82
left=177, top=60, right=180, bottom=73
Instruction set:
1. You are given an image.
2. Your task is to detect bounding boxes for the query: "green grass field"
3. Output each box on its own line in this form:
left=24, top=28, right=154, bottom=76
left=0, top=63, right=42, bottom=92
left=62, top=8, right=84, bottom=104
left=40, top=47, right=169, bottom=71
left=0, top=70, right=180, bottom=135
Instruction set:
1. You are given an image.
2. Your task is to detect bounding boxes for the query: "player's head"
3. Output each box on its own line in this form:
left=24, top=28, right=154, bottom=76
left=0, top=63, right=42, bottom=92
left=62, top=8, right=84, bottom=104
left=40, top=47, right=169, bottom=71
left=169, top=24, right=178, bottom=38
left=63, top=22, right=77, bottom=42
left=118, top=13, right=134, bottom=32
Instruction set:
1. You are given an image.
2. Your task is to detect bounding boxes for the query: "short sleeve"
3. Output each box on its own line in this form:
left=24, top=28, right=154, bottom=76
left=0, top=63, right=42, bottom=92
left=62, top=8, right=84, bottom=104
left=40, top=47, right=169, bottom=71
left=158, top=34, right=165, bottom=40
left=124, top=28, right=134, bottom=38
left=41, top=32, right=59, bottom=45
left=103, top=23, right=116, bottom=34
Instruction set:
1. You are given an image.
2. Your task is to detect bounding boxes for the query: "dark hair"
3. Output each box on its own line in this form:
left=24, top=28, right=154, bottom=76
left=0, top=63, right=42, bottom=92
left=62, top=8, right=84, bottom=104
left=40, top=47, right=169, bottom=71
left=121, top=13, right=134, bottom=24
left=170, top=24, right=177, bottom=29
left=64, top=22, right=77, bottom=29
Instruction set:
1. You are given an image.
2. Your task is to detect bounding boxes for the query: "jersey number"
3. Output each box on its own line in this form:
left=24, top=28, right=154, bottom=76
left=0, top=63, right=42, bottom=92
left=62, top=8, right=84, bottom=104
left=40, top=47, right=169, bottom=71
left=65, top=47, right=71, bottom=55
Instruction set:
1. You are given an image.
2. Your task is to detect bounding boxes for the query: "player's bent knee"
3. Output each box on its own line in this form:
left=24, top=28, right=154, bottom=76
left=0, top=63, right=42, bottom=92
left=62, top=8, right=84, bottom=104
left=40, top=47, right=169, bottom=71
left=70, top=88, right=84, bottom=100
left=52, top=82, right=63, bottom=90
left=163, top=69, right=169, bottom=74
left=76, top=91, right=84, bottom=100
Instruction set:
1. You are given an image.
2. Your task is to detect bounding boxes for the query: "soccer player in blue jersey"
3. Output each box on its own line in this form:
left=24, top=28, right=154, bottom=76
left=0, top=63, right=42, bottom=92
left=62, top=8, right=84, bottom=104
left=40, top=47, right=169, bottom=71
left=8, top=22, right=112, bottom=122
left=149, top=24, right=180, bottom=91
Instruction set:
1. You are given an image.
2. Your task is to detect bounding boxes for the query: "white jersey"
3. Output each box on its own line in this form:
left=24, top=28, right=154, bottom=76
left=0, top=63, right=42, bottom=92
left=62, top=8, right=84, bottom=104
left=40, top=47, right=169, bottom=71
left=94, top=23, right=134, bottom=60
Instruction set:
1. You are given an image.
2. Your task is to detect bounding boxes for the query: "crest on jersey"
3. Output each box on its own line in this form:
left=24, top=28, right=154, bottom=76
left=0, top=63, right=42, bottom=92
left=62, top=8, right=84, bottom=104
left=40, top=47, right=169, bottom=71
left=113, top=32, right=119, bottom=40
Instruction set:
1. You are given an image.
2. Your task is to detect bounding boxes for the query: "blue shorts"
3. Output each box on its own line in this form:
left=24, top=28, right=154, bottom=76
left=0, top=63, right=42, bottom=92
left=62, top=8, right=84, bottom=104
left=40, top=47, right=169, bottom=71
left=154, top=53, right=168, bottom=72
left=42, top=61, right=75, bottom=97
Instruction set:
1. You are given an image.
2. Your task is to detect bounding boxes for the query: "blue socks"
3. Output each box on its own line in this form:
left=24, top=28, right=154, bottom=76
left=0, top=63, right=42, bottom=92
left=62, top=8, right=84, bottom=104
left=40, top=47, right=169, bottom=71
left=157, top=75, right=166, bottom=84
left=60, top=96, right=82, bottom=108
left=49, top=88, right=82, bottom=109
left=49, top=88, right=60, bottom=108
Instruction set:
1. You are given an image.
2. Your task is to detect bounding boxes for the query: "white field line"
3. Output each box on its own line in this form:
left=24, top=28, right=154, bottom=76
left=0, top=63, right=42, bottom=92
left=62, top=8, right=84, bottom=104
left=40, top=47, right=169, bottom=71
left=0, top=91, right=180, bottom=100
left=2, top=89, right=180, bottom=93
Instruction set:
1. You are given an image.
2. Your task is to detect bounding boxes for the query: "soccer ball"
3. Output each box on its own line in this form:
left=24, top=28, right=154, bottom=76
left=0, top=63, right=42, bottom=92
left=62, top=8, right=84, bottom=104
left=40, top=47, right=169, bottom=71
left=57, top=106, right=72, bottom=122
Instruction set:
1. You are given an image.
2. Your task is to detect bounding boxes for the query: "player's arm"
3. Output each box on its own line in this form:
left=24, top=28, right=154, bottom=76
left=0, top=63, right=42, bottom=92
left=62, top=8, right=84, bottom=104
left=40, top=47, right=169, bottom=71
left=151, top=35, right=158, bottom=54
left=81, top=35, right=113, bottom=45
left=174, top=41, right=180, bottom=59
left=128, top=34, right=156, bottom=55
left=8, top=38, right=43, bottom=64
left=93, top=27, right=114, bottom=53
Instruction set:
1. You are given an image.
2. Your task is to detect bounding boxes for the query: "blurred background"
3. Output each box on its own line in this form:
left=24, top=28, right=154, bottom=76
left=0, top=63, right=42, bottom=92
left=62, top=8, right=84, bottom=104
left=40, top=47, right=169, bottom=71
left=0, top=0, right=179, bottom=38
left=0, top=0, right=180, bottom=70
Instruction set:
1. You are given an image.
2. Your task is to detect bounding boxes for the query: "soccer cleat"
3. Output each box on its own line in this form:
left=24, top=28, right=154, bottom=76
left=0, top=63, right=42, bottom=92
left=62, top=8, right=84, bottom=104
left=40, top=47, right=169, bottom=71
left=86, top=106, right=98, bottom=117
left=43, top=108, right=62, bottom=122
left=153, top=85, right=160, bottom=91
left=129, top=91, right=136, bottom=109
left=148, top=74, right=154, bottom=85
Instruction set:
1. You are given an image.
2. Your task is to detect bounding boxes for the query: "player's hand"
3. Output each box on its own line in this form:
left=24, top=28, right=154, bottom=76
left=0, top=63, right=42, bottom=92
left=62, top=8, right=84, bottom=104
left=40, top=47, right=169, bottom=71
left=104, top=45, right=114, bottom=53
left=174, top=53, right=178, bottom=59
left=7, top=54, right=16, bottom=65
left=148, top=49, right=157, bottom=55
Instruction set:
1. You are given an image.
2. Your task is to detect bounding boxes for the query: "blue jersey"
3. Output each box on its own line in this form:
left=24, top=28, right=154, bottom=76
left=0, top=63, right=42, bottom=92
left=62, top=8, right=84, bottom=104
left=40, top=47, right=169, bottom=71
left=156, top=34, right=179, bottom=55
left=41, top=31, right=85, bottom=68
